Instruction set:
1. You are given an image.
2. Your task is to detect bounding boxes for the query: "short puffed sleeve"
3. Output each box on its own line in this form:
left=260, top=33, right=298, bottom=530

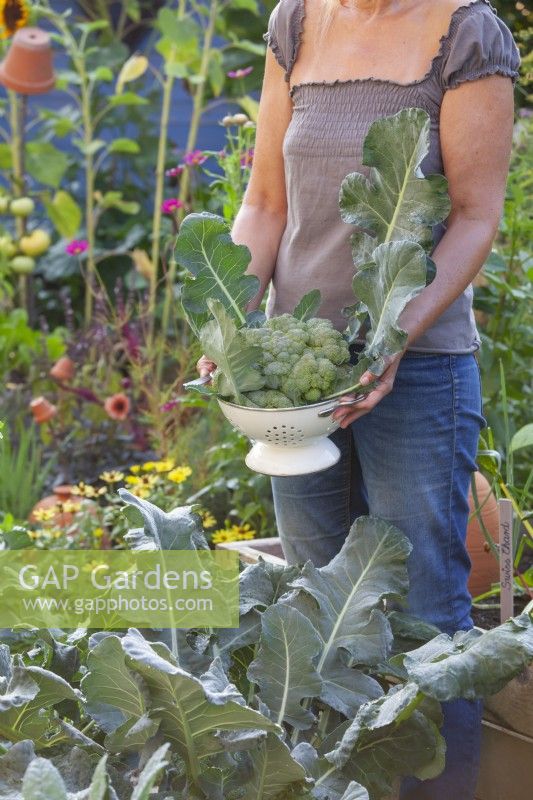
left=263, top=0, right=305, bottom=82
left=440, top=3, right=521, bottom=91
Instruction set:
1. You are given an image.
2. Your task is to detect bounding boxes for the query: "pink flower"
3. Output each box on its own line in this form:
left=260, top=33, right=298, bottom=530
left=183, top=150, right=208, bottom=167
left=165, top=165, right=185, bottom=178
left=227, top=66, right=253, bottom=79
left=161, top=198, right=184, bottom=214
left=104, top=393, right=130, bottom=421
left=240, top=148, right=254, bottom=169
left=66, top=239, right=88, bottom=256
left=160, top=398, right=180, bottom=412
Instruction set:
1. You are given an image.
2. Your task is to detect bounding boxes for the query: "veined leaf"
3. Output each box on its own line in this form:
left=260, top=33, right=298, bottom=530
left=293, top=290, right=322, bottom=322
left=353, top=241, right=430, bottom=370
left=339, top=107, right=450, bottom=264
left=241, top=733, right=309, bottom=800
left=174, top=213, right=260, bottom=327
left=248, top=604, right=322, bottom=729
left=121, top=630, right=281, bottom=784
left=118, top=489, right=208, bottom=551
left=200, top=299, right=264, bottom=402
left=286, top=517, right=411, bottom=717
left=130, top=743, right=169, bottom=800
left=401, top=613, right=533, bottom=701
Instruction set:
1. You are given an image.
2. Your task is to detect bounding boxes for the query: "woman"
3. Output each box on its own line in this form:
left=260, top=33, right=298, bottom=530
left=198, top=1, right=520, bottom=796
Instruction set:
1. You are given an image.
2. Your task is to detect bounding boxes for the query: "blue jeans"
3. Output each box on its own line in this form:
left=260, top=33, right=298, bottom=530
left=271, top=352, right=485, bottom=799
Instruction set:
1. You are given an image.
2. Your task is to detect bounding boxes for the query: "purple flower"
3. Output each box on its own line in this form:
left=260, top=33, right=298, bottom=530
left=165, top=164, right=185, bottom=178
left=160, top=398, right=181, bottom=412
left=240, top=147, right=254, bottom=169
left=227, top=66, right=253, bottom=79
left=161, top=198, right=184, bottom=214
left=183, top=150, right=208, bottom=167
left=66, top=239, right=89, bottom=256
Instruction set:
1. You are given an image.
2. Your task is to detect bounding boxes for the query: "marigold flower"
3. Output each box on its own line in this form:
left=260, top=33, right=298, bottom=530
left=99, top=470, right=124, bottom=483
left=29, top=396, right=57, bottom=424
left=0, top=0, right=29, bottom=39
left=161, top=198, right=184, bottom=214
left=167, top=465, right=192, bottom=484
left=227, top=66, right=253, bottom=79
left=32, top=507, right=57, bottom=522
left=65, top=239, right=89, bottom=256
left=183, top=150, right=208, bottom=167
left=104, top=393, right=130, bottom=421
left=59, top=500, right=82, bottom=514
left=126, top=474, right=157, bottom=488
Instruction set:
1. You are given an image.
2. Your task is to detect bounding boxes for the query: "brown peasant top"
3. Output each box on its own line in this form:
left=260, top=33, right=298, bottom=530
left=263, top=0, right=520, bottom=352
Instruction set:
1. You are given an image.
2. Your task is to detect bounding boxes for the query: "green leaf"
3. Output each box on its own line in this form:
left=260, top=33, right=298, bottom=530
left=156, top=10, right=198, bottom=46
left=287, top=517, right=411, bottom=717
left=72, top=138, right=106, bottom=156
left=325, top=688, right=445, bottom=797
left=75, top=20, right=110, bottom=33
left=199, top=299, right=264, bottom=402
left=88, top=754, right=111, bottom=800
left=108, top=92, right=149, bottom=107
left=339, top=107, right=450, bottom=263
left=402, top=614, right=533, bottom=701
left=81, top=636, right=151, bottom=738
left=118, top=489, right=208, bottom=551
left=241, top=734, right=308, bottom=800
left=90, top=66, right=114, bottom=82
left=352, top=241, right=430, bottom=369
left=121, top=630, right=280, bottom=780
left=293, top=289, right=322, bottom=321
left=130, top=743, right=170, bottom=800
left=208, top=50, right=225, bottom=97
left=22, top=758, right=67, bottom=800
left=339, top=782, right=370, bottom=800
left=175, top=212, right=260, bottom=327
left=510, top=423, right=533, bottom=453
left=248, top=605, right=322, bottom=729
left=98, top=191, right=139, bottom=215
left=108, top=138, right=141, bottom=155
left=26, top=142, right=69, bottom=189
left=42, top=191, right=82, bottom=239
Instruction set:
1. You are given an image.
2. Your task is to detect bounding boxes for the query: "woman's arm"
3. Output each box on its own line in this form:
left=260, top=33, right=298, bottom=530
left=197, top=48, right=291, bottom=376
left=334, top=73, right=515, bottom=427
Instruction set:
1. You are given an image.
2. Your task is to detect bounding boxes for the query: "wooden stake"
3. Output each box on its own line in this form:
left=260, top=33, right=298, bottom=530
left=499, top=498, right=514, bottom=623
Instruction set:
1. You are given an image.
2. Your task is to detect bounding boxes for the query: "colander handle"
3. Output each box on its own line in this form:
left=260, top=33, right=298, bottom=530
left=317, top=394, right=367, bottom=418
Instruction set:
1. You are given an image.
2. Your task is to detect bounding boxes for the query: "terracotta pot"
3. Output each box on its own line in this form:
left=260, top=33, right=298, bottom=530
left=50, top=356, right=75, bottom=382
left=29, top=396, right=57, bottom=423
left=467, top=472, right=500, bottom=597
left=0, top=28, right=55, bottom=95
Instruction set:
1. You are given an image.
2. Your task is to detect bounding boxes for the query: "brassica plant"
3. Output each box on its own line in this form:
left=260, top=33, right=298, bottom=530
left=175, top=108, right=450, bottom=407
left=2, top=492, right=531, bottom=799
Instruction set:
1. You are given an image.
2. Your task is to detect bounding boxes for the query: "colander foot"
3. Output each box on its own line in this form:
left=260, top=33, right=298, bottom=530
left=245, top=439, right=341, bottom=476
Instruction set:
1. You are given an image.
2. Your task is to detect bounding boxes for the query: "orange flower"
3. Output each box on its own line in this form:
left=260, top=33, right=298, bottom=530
left=104, top=393, right=130, bottom=420
left=49, top=356, right=75, bottom=382
left=29, top=396, right=57, bottom=424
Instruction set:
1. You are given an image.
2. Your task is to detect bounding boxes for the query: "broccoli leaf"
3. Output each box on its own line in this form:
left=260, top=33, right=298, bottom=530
left=174, top=212, right=260, bottom=330
left=293, top=289, right=322, bottom=321
left=354, top=240, right=429, bottom=371
left=199, top=299, right=264, bottom=403
left=339, top=107, right=450, bottom=265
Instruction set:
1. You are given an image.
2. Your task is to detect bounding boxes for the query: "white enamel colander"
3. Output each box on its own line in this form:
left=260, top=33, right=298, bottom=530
left=218, top=397, right=359, bottom=476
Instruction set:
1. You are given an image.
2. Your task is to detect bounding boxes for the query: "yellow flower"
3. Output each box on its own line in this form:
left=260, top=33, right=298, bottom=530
left=51, top=529, right=63, bottom=539
left=201, top=511, right=217, bottom=529
left=93, top=527, right=104, bottom=539
left=131, top=485, right=150, bottom=499
left=167, top=465, right=192, bottom=484
left=60, top=500, right=82, bottom=514
left=129, top=464, right=141, bottom=474
left=152, top=459, right=175, bottom=472
left=142, top=461, right=157, bottom=472
left=100, top=470, right=125, bottom=483
left=71, top=482, right=106, bottom=498
left=231, top=523, right=257, bottom=541
left=32, top=507, right=57, bottom=522
left=0, top=0, right=29, bottom=39
left=211, top=529, right=235, bottom=544
left=29, top=530, right=41, bottom=540
left=126, top=474, right=157, bottom=488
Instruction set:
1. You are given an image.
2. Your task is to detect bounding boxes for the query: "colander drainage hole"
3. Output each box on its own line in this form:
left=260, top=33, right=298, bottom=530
left=264, top=424, right=305, bottom=445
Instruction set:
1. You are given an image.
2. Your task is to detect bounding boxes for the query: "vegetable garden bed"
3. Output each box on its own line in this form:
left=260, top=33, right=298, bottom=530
left=217, top=537, right=533, bottom=800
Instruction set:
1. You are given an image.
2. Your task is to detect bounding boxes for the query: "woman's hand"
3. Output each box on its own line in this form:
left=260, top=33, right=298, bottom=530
left=197, top=355, right=216, bottom=380
left=332, top=352, right=404, bottom=429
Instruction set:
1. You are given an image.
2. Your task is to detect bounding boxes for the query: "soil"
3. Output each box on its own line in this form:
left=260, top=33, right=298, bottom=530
left=471, top=595, right=529, bottom=629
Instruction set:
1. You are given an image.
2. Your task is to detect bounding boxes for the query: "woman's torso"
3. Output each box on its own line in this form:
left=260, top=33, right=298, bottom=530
left=263, top=0, right=520, bottom=352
